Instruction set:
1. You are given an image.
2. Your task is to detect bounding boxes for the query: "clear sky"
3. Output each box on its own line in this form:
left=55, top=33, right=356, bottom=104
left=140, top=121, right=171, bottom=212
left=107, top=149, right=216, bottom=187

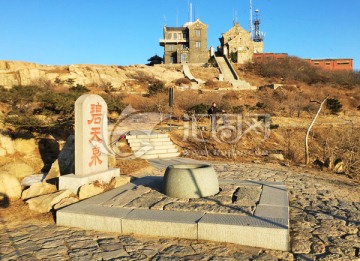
left=1, top=0, right=359, bottom=69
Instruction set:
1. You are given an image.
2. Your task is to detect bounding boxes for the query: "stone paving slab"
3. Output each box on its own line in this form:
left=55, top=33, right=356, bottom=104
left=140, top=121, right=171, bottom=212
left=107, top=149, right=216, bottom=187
left=259, top=185, right=289, bottom=207
left=255, top=205, right=289, bottom=220
left=57, top=174, right=290, bottom=251
left=122, top=209, right=205, bottom=239
left=198, top=213, right=289, bottom=251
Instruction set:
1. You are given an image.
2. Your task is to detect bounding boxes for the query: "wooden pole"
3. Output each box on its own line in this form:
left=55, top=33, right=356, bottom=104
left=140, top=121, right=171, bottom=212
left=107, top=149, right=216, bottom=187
left=305, top=96, right=329, bottom=165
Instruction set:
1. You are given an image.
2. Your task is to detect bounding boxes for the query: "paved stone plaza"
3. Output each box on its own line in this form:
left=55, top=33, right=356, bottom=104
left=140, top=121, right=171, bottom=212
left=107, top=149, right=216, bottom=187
left=1, top=162, right=359, bottom=260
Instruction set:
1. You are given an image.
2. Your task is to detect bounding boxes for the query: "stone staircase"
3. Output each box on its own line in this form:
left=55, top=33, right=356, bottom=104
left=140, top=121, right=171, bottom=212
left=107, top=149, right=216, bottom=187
left=215, top=56, right=255, bottom=90
left=126, top=133, right=180, bottom=159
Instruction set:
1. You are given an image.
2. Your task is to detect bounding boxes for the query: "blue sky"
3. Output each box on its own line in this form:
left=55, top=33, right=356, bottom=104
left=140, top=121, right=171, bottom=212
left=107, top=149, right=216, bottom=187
left=1, top=0, right=359, bottom=69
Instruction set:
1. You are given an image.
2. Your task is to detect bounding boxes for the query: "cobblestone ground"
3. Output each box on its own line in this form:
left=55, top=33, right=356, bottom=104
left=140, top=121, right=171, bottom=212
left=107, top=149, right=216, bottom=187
left=1, top=163, right=359, bottom=260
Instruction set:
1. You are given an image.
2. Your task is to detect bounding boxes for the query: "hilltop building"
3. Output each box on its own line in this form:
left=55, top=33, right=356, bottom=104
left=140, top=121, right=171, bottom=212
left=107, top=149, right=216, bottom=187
left=219, top=22, right=264, bottom=64
left=253, top=53, right=353, bottom=71
left=147, top=54, right=163, bottom=66
left=159, top=19, right=209, bottom=64
left=305, top=58, right=353, bottom=71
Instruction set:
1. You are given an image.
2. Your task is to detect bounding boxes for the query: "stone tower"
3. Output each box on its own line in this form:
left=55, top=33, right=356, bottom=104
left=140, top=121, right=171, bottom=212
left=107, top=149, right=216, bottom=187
left=219, top=22, right=264, bottom=64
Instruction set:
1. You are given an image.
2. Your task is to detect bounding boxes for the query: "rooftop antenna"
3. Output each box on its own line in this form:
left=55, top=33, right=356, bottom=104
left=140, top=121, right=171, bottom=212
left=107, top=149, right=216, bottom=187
left=176, top=8, right=178, bottom=26
left=233, top=9, right=238, bottom=25
left=189, top=1, right=193, bottom=22
left=253, top=9, right=264, bottom=42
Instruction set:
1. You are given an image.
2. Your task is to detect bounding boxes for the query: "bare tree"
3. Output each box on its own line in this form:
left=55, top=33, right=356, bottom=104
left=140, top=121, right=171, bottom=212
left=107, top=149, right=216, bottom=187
left=305, top=96, right=329, bottom=165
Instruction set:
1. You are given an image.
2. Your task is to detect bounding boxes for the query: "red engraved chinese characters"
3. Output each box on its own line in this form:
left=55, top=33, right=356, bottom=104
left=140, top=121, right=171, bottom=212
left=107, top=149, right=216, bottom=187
left=88, top=102, right=102, bottom=124
left=88, top=102, right=103, bottom=167
left=89, top=146, right=103, bottom=166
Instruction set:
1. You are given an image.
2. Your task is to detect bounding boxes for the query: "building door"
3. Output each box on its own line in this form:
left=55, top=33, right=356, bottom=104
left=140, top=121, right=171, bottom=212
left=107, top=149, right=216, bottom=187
left=181, top=53, right=187, bottom=63
left=170, top=53, right=177, bottom=64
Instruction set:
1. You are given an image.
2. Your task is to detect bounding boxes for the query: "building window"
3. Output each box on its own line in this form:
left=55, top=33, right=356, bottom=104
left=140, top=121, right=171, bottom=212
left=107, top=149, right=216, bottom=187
left=178, top=33, right=182, bottom=39
left=182, top=44, right=188, bottom=49
left=195, top=41, right=201, bottom=48
left=167, top=33, right=172, bottom=40
left=168, top=45, right=175, bottom=51
left=337, top=62, right=349, bottom=65
left=183, top=33, right=187, bottom=39
left=181, top=53, right=187, bottom=63
left=195, top=29, right=201, bottom=36
left=173, top=33, right=177, bottom=40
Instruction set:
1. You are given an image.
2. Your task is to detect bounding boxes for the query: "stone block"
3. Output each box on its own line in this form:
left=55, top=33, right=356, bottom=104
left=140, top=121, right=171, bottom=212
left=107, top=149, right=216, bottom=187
left=57, top=205, right=132, bottom=232
left=197, top=213, right=289, bottom=251
left=58, top=168, right=120, bottom=194
left=258, top=185, right=288, bottom=207
left=255, top=205, right=289, bottom=221
left=122, top=209, right=204, bottom=239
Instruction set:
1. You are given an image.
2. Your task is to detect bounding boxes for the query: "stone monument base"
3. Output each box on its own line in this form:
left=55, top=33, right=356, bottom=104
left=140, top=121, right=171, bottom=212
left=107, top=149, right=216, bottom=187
left=59, top=168, right=120, bottom=194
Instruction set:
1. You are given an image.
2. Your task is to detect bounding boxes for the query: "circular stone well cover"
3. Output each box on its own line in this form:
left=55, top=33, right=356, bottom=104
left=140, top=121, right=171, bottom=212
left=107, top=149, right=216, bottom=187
left=162, top=164, right=219, bottom=198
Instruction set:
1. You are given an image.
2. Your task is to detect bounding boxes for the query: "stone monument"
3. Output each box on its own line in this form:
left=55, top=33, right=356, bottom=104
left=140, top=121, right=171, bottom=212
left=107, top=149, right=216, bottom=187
left=59, top=94, right=120, bottom=193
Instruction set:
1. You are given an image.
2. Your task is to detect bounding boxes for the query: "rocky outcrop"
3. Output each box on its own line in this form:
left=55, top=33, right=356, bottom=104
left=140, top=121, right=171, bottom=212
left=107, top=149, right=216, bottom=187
left=0, top=60, right=183, bottom=89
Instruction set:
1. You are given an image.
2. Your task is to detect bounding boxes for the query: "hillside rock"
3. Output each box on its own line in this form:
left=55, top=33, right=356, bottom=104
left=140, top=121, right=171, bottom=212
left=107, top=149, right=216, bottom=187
left=1, top=161, right=34, bottom=178
left=21, top=182, right=57, bottom=200
left=0, top=172, right=22, bottom=199
left=268, top=153, right=285, bottom=161
left=0, top=148, right=6, bottom=157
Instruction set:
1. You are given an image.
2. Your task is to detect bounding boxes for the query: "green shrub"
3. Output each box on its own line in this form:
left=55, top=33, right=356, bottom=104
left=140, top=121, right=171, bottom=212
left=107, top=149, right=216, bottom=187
left=188, top=103, right=208, bottom=114
left=4, top=115, right=44, bottom=131
left=326, top=98, right=342, bottom=114
left=69, top=84, right=90, bottom=93
left=256, top=102, right=267, bottom=109
left=103, top=95, right=125, bottom=113
left=232, top=105, right=244, bottom=114
left=174, top=78, right=192, bottom=86
left=148, top=80, right=165, bottom=96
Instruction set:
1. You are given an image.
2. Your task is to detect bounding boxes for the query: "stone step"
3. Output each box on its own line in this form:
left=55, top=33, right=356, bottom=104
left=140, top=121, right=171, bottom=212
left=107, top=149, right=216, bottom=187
left=126, top=137, right=171, bottom=143
left=130, top=144, right=176, bottom=151
left=134, top=148, right=178, bottom=157
left=126, top=134, right=168, bottom=139
left=128, top=141, right=174, bottom=147
left=139, top=152, right=181, bottom=159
